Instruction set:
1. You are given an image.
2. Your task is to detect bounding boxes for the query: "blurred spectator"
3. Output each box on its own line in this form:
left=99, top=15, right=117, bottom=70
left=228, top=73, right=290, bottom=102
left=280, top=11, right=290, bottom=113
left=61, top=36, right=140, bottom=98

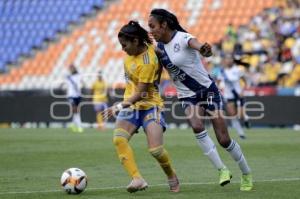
left=225, top=23, right=238, bottom=42
left=209, top=1, right=300, bottom=88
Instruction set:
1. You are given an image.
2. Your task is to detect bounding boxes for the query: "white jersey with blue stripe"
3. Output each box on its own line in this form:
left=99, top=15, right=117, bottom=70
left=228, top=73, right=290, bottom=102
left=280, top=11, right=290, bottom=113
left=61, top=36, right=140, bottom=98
left=66, top=73, right=82, bottom=98
left=157, top=31, right=212, bottom=98
left=217, top=65, right=243, bottom=99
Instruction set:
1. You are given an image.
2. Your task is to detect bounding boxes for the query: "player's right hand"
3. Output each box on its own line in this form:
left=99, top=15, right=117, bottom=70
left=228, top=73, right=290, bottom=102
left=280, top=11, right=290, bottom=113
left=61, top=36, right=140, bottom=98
left=199, top=43, right=213, bottom=57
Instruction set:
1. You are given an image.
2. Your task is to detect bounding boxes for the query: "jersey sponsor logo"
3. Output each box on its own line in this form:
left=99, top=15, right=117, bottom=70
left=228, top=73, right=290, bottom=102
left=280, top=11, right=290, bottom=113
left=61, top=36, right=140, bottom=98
left=161, top=58, right=186, bottom=81
left=167, top=65, right=186, bottom=81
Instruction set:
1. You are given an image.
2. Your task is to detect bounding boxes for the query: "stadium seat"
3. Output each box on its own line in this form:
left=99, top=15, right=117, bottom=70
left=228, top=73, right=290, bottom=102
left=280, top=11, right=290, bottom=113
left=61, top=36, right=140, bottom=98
left=0, top=0, right=279, bottom=90
left=0, top=0, right=104, bottom=74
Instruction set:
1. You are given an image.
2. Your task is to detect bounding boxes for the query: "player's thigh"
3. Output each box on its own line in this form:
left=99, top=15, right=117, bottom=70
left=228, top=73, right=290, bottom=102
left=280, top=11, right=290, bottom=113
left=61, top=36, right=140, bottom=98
left=144, top=121, right=164, bottom=148
left=237, top=105, right=246, bottom=118
left=72, top=105, right=79, bottom=113
left=226, top=101, right=237, bottom=116
left=94, top=102, right=107, bottom=113
left=69, top=97, right=81, bottom=113
left=115, top=119, right=138, bottom=137
left=115, top=108, right=141, bottom=136
left=184, top=104, right=206, bottom=133
left=210, top=110, right=231, bottom=147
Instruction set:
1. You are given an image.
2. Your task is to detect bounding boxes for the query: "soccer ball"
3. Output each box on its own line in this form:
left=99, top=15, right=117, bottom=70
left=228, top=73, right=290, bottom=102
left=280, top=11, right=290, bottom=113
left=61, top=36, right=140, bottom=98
left=60, top=168, right=88, bottom=194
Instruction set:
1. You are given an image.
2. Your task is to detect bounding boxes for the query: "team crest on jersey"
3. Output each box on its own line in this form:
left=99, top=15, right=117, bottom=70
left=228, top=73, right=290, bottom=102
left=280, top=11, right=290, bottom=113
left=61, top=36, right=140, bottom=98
left=174, top=43, right=180, bottom=52
left=144, top=113, right=155, bottom=121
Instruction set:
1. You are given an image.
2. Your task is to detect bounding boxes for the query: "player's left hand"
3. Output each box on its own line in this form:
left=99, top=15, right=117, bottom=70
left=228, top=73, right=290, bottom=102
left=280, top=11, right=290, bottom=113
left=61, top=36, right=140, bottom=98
left=199, top=43, right=213, bottom=57
left=101, top=106, right=117, bottom=120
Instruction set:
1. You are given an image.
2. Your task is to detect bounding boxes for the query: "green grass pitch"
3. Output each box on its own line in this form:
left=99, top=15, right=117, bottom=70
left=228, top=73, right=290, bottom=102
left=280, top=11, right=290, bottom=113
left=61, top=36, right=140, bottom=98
left=0, top=128, right=300, bottom=199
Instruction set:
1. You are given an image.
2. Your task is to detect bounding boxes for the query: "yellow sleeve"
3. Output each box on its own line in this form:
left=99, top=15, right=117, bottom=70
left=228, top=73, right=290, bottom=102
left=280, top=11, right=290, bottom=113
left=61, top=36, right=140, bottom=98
left=92, top=82, right=96, bottom=92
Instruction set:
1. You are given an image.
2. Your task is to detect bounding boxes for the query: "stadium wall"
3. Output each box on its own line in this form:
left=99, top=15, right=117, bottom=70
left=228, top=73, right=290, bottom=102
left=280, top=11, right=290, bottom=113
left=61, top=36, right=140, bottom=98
left=0, top=91, right=299, bottom=126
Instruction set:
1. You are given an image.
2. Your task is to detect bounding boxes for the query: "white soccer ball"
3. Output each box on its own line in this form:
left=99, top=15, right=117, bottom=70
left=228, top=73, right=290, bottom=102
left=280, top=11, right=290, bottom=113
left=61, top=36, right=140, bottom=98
left=60, top=168, right=88, bottom=194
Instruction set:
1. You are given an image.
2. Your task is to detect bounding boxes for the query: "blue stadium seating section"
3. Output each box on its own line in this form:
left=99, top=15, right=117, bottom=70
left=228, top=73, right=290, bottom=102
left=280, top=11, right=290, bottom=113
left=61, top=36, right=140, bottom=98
left=0, top=0, right=104, bottom=72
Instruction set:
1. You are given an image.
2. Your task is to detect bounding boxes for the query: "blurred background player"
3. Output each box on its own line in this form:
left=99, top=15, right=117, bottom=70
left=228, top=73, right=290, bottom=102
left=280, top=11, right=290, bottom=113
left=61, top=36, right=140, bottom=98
left=102, top=21, right=179, bottom=193
left=217, top=55, right=250, bottom=139
left=91, top=71, right=108, bottom=131
left=148, top=8, right=253, bottom=191
left=62, top=64, right=84, bottom=133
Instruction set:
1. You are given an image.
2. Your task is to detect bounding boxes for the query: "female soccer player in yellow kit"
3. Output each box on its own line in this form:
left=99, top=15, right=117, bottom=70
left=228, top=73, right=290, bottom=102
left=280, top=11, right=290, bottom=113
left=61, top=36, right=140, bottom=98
left=102, top=21, right=179, bottom=193
left=92, top=71, right=108, bottom=130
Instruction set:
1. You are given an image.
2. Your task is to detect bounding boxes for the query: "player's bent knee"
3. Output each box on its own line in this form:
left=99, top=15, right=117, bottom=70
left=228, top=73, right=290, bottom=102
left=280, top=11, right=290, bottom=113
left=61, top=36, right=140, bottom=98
left=113, top=135, right=127, bottom=146
left=149, top=146, right=163, bottom=158
left=112, top=128, right=130, bottom=146
left=218, top=137, right=231, bottom=148
left=191, top=124, right=205, bottom=134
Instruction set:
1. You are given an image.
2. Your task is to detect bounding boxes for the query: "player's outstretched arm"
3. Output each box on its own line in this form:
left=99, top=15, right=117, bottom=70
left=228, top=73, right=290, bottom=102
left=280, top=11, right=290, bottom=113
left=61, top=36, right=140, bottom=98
left=188, top=38, right=213, bottom=57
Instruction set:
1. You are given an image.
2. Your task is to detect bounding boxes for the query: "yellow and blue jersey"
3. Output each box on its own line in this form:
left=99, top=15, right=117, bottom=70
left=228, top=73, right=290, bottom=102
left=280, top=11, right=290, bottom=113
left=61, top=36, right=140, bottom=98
left=123, top=45, right=163, bottom=110
left=92, top=80, right=108, bottom=103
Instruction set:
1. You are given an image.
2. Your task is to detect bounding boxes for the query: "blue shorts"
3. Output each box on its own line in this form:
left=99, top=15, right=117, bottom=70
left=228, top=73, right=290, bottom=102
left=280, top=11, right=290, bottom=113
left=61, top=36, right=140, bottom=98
left=116, top=107, right=167, bottom=132
left=226, top=90, right=245, bottom=107
left=94, top=102, right=108, bottom=112
left=180, top=82, right=224, bottom=112
left=68, top=97, right=81, bottom=106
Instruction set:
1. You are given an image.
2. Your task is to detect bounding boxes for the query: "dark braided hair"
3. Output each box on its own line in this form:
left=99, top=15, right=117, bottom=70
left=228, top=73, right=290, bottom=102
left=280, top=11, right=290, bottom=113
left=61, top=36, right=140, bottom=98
left=150, top=9, right=187, bottom=32
left=118, top=20, right=152, bottom=46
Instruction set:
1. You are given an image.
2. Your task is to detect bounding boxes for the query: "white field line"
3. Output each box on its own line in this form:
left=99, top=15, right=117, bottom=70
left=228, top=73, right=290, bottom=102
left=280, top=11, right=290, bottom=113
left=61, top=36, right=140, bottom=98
left=0, top=177, right=299, bottom=195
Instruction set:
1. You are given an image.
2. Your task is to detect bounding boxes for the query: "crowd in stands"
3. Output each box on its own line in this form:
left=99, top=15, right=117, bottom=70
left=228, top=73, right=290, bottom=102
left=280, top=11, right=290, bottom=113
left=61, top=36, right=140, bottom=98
left=208, top=0, right=300, bottom=88
left=1, top=0, right=299, bottom=93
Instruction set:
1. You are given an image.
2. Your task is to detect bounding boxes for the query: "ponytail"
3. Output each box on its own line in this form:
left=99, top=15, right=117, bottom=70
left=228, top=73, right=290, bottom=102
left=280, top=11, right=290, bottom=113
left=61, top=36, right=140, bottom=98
left=150, top=9, right=187, bottom=32
left=118, top=20, right=152, bottom=45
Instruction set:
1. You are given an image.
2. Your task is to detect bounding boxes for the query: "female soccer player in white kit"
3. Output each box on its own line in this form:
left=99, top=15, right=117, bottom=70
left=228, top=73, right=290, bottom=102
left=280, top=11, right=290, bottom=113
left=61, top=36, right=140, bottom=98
left=148, top=8, right=253, bottom=191
left=217, top=55, right=250, bottom=139
left=64, top=64, right=84, bottom=133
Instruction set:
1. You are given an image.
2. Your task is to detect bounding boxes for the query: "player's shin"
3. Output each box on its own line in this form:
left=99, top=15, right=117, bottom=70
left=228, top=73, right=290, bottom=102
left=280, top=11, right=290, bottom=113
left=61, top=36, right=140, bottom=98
left=231, top=118, right=246, bottom=138
left=73, top=113, right=81, bottom=127
left=195, top=130, right=227, bottom=170
left=96, top=113, right=104, bottom=129
left=226, top=140, right=251, bottom=174
left=149, top=146, right=175, bottom=177
left=113, top=128, right=141, bottom=178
